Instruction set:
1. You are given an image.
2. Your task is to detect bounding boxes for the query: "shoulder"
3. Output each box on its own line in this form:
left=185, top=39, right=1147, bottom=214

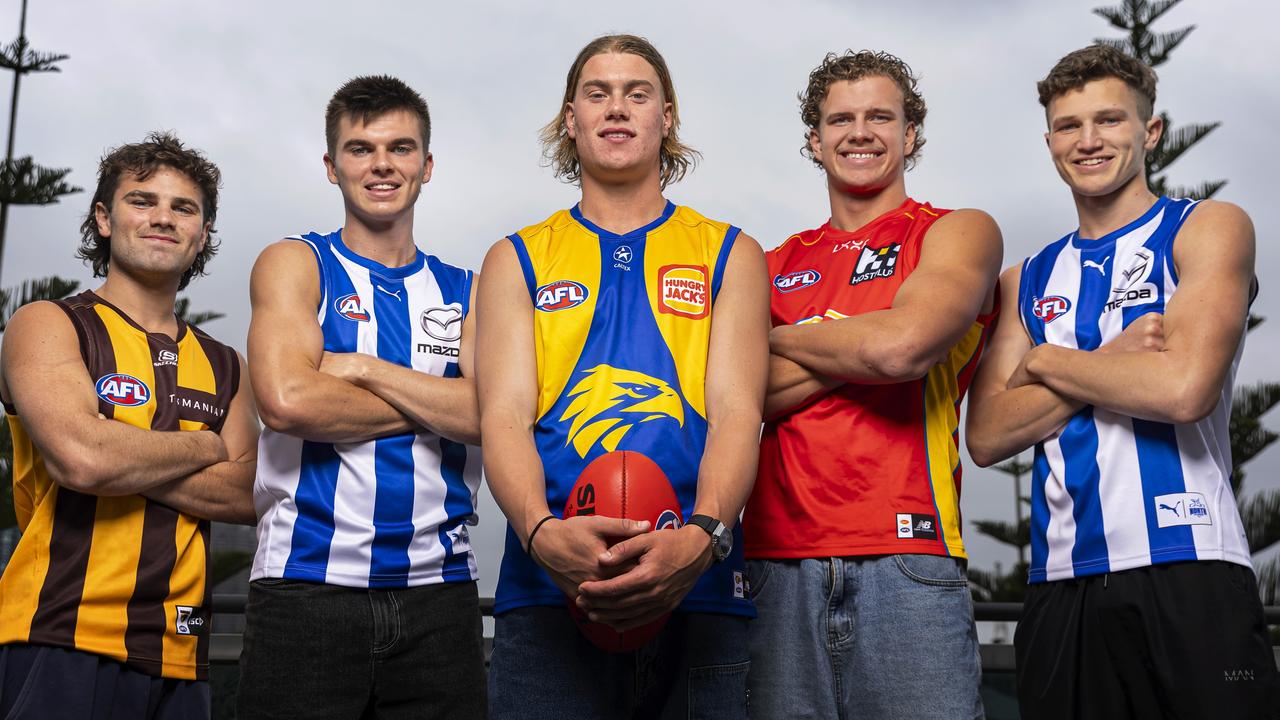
left=767, top=225, right=825, bottom=257
left=511, top=209, right=574, bottom=244
left=1178, top=198, right=1253, bottom=239
left=5, top=299, right=76, bottom=339
left=924, top=207, right=1000, bottom=238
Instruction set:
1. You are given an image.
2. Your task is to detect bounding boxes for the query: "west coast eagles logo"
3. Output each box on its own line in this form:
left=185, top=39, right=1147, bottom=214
left=559, top=365, right=685, bottom=458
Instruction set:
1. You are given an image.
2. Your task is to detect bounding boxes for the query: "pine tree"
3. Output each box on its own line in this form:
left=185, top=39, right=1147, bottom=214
left=969, top=457, right=1032, bottom=602
left=0, top=0, right=80, bottom=286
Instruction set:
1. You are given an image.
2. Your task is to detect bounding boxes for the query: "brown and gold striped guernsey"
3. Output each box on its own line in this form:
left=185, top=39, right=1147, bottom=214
left=0, top=290, right=239, bottom=680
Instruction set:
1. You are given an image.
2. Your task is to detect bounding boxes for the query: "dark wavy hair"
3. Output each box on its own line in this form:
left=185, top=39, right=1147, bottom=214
left=77, top=132, right=221, bottom=290
left=325, top=75, right=431, bottom=156
left=540, top=34, right=699, bottom=189
left=1037, top=44, right=1158, bottom=121
left=799, top=50, right=928, bottom=170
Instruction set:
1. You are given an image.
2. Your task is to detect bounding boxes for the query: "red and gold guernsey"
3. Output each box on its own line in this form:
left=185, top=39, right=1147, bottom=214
left=745, top=198, right=997, bottom=560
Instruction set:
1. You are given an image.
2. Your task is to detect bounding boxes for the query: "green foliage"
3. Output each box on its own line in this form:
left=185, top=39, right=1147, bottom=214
left=969, top=562, right=1032, bottom=603
left=0, top=156, right=80, bottom=205
left=1230, top=382, right=1280, bottom=494
left=174, top=297, right=226, bottom=327
left=0, top=35, right=67, bottom=75
left=973, top=519, right=1031, bottom=550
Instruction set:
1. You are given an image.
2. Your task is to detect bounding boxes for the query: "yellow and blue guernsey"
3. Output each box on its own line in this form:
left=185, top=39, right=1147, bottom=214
left=494, top=201, right=753, bottom=617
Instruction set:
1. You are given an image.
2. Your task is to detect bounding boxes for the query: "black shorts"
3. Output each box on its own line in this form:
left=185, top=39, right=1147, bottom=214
left=1015, top=560, right=1279, bottom=719
left=0, top=644, right=209, bottom=719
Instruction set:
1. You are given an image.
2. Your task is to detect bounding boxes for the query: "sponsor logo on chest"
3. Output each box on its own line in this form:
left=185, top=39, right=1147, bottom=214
left=658, top=264, right=709, bottom=319
left=417, top=304, right=464, bottom=358
left=850, top=244, right=902, bottom=286
left=1103, top=248, right=1159, bottom=314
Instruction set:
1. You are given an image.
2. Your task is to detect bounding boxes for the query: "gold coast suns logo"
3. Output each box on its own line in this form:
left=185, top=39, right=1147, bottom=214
left=559, top=365, right=685, bottom=458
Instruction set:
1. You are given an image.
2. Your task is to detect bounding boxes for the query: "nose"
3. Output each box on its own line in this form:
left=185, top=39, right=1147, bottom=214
left=372, top=147, right=393, bottom=174
left=605, top=91, right=629, bottom=120
left=150, top=202, right=176, bottom=229
left=1078, top=122, right=1104, bottom=152
left=850, top=117, right=874, bottom=142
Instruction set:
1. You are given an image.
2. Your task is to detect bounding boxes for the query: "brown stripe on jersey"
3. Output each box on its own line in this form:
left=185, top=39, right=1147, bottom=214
left=123, top=500, right=179, bottom=672
left=56, top=293, right=120, bottom=420
left=190, top=325, right=239, bottom=434
left=196, top=518, right=212, bottom=678
left=27, top=487, right=98, bottom=646
left=147, top=335, right=181, bottom=432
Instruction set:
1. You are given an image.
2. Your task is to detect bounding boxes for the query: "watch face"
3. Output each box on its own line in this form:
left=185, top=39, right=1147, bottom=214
left=714, top=530, right=732, bottom=560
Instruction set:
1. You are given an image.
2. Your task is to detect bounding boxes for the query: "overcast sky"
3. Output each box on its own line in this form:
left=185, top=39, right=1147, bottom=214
left=4, top=0, right=1277, bottom=592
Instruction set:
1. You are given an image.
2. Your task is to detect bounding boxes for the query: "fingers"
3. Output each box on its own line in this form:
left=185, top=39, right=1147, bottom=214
left=578, top=565, right=654, bottom=600
left=583, top=516, right=650, bottom=539
left=599, top=532, right=656, bottom=566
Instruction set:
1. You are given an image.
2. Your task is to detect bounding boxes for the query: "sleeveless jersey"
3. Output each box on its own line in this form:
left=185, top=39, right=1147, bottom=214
left=0, top=291, right=240, bottom=680
left=494, top=202, right=752, bottom=617
left=252, top=230, right=482, bottom=589
left=1019, top=197, right=1251, bottom=583
left=746, top=198, right=996, bottom=560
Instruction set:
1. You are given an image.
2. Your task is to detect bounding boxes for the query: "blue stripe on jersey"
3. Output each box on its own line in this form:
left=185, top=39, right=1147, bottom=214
left=508, top=234, right=537, bottom=299
left=1073, top=243, right=1112, bottom=351
left=710, top=226, right=740, bottom=301
left=369, top=276, right=415, bottom=586
left=1058, top=408, right=1109, bottom=575
left=438, top=438, right=473, bottom=581
left=296, top=234, right=330, bottom=314
left=318, top=236, right=361, bottom=354
left=1134, top=419, right=1197, bottom=561
left=284, top=441, right=342, bottom=581
left=1028, top=447, right=1052, bottom=583
left=1019, top=236, right=1070, bottom=347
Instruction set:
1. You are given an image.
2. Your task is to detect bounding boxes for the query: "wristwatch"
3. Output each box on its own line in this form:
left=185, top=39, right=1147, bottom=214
left=688, top=514, right=732, bottom=562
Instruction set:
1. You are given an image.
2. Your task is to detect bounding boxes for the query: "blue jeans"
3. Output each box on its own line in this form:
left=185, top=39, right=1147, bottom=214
left=488, top=607, right=749, bottom=720
left=746, top=555, right=982, bottom=720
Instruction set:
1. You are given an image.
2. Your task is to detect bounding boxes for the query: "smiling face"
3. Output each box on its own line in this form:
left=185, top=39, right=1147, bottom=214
left=1045, top=77, right=1161, bottom=199
left=809, top=76, right=916, bottom=197
left=94, top=166, right=209, bottom=284
left=324, top=108, right=433, bottom=225
left=564, top=52, right=672, bottom=186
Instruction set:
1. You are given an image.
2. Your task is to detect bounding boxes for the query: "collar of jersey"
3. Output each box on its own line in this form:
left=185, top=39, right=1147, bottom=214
left=332, top=228, right=426, bottom=279
left=86, top=290, right=188, bottom=343
left=1071, top=196, right=1168, bottom=249
left=569, top=200, right=676, bottom=241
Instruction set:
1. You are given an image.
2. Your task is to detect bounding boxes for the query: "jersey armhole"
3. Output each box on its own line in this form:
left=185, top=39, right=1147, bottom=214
left=289, top=234, right=329, bottom=315
left=1016, top=258, right=1038, bottom=345
left=710, top=226, right=741, bottom=301
left=507, top=233, right=537, bottom=302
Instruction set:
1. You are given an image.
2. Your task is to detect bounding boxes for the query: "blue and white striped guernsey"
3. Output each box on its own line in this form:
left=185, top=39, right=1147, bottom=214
left=1018, top=197, right=1251, bottom=584
left=252, top=229, right=482, bottom=588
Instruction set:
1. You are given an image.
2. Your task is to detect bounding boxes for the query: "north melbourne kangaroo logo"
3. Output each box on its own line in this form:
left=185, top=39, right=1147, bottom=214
left=559, top=365, right=685, bottom=458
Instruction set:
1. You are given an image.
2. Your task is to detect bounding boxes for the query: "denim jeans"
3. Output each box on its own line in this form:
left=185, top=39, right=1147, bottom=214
left=236, top=579, right=486, bottom=719
left=746, top=555, right=982, bottom=720
left=488, top=607, right=749, bottom=720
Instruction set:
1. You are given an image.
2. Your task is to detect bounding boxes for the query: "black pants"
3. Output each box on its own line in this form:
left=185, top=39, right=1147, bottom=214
left=237, top=578, right=486, bottom=720
left=1016, top=561, right=1279, bottom=719
left=0, top=644, right=209, bottom=720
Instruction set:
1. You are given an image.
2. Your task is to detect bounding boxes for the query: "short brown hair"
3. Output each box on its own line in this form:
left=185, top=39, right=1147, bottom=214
left=1037, top=45, right=1158, bottom=121
left=799, top=50, right=928, bottom=170
left=540, top=34, right=699, bottom=189
left=325, top=75, right=431, bottom=156
left=77, top=132, right=221, bottom=291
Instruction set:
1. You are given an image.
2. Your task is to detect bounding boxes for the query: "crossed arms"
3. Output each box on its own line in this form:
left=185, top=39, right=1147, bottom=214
left=476, top=234, right=770, bottom=630
left=965, top=200, right=1256, bottom=467
left=248, top=239, right=480, bottom=446
left=0, top=301, right=259, bottom=524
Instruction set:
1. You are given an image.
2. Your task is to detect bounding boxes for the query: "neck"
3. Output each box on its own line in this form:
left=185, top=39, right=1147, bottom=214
left=1073, top=174, right=1159, bottom=239
left=578, top=173, right=668, bottom=235
left=827, top=180, right=908, bottom=232
left=95, top=272, right=180, bottom=336
left=341, top=208, right=419, bottom=267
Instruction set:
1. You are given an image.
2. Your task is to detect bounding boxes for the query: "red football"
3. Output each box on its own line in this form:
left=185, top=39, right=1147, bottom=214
left=563, top=450, right=683, bottom=652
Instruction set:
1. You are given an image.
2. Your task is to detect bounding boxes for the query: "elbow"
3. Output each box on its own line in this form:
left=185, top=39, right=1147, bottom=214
left=966, top=438, right=1001, bottom=469
left=257, top=393, right=309, bottom=436
left=964, top=416, right=1008, bottom=469
left=864, top=340, right=941, bottom=382
left=1165, top=386, right=1221, bottom=426
left=46, top=454, right=113, bottom=495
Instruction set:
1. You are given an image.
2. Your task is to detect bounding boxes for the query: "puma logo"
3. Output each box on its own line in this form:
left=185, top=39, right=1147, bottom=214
left=1083, top=257, right=1109, bottom=275
left=1159, top=502, right=1182, bottom=516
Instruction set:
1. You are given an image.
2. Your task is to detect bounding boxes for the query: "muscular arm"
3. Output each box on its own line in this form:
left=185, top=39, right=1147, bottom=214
left=965, top=265, right=1084, bottom=467
left=476, top=239, right=647, bottom=599
left=579, top=235, right=771, bottom=629
left=0, top=302, right=226, bottom=495
left=763, top=353, right=840, bottom=420
left=770, top=209, right=1003, bottom=383
left=248, top=240, right=413, bottom=443
left=1020, top=201, right=1254, bottom=424
left=320, top=277, right=481, bottom=445
left=142, top=353, right=260, bottom=524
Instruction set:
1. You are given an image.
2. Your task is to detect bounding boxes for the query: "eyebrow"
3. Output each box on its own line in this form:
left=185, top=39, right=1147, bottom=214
left=581, top=79, right=656, bottom=92
left=121, top=189, right=200, bottom=209
left=342, top=137, right=419, bottom=149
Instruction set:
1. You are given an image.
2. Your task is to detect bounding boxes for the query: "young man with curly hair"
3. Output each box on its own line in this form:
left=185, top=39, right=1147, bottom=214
left=239, top=75, right=485, bottom=718
left=967, top=44, right=1279, bottom=718
left=477, top=33, right=768, bottom=718
left=743, top=50, right=1002, bottom=719
left=0, top=133, right=257, bottom=719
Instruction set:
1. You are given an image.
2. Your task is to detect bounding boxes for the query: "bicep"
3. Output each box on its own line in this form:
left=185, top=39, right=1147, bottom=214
left=969, top=265, right=1031, bottom=401
left=475, top=242, right=537, bottom=420
left=221, top=354, right=260, bottom=463
left=247, top=242, right=326, bottom=394
left=706, top=235, right=769, bottom=412
left=1, top=303, right=100, bottom=452
left=892, top=210, right=1003, bottom=336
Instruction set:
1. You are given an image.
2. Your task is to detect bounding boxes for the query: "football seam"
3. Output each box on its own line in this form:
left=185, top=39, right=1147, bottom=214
left=621, top=451, right=629, bottom=519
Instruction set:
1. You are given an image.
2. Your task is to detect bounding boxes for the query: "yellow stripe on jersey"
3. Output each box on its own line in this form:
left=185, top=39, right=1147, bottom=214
left=76, top=495, right=147, bottom=665
left=97, top=305, right=157, bottom=430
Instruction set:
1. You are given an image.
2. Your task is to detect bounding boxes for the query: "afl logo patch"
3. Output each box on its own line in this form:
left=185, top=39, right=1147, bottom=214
left=773, top=270, right=822, bottom=293
left=658, top=264, right=709, bottom=319
left=535, top=280, right=588, bottom=312
left=656, top=509, right=683, bottom=530
left=1032, top=295, right=1072, bottom=324
left=96, top=373, right=151, bottom=407
left=334, top=293, right=370, bottom=322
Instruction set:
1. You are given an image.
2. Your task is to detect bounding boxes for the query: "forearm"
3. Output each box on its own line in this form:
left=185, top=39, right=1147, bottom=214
left=258, top=369, right=414, bottom=443
left=142, top=458, right=256, bottom=524
left=355, top=362, right=480, bottom=445
left=1027, top=344, right=1203, bottom=424
left=770, top=311, right=941, bottom=384
left=481, top=413, right=551, bottom=543
left=966, top=384, right=1083, bottom=467
left=51, top=421, right=225, bottom=496
left=764, top=354, right=841, bottom=420
left=693, top=409, right=762, bottom=530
